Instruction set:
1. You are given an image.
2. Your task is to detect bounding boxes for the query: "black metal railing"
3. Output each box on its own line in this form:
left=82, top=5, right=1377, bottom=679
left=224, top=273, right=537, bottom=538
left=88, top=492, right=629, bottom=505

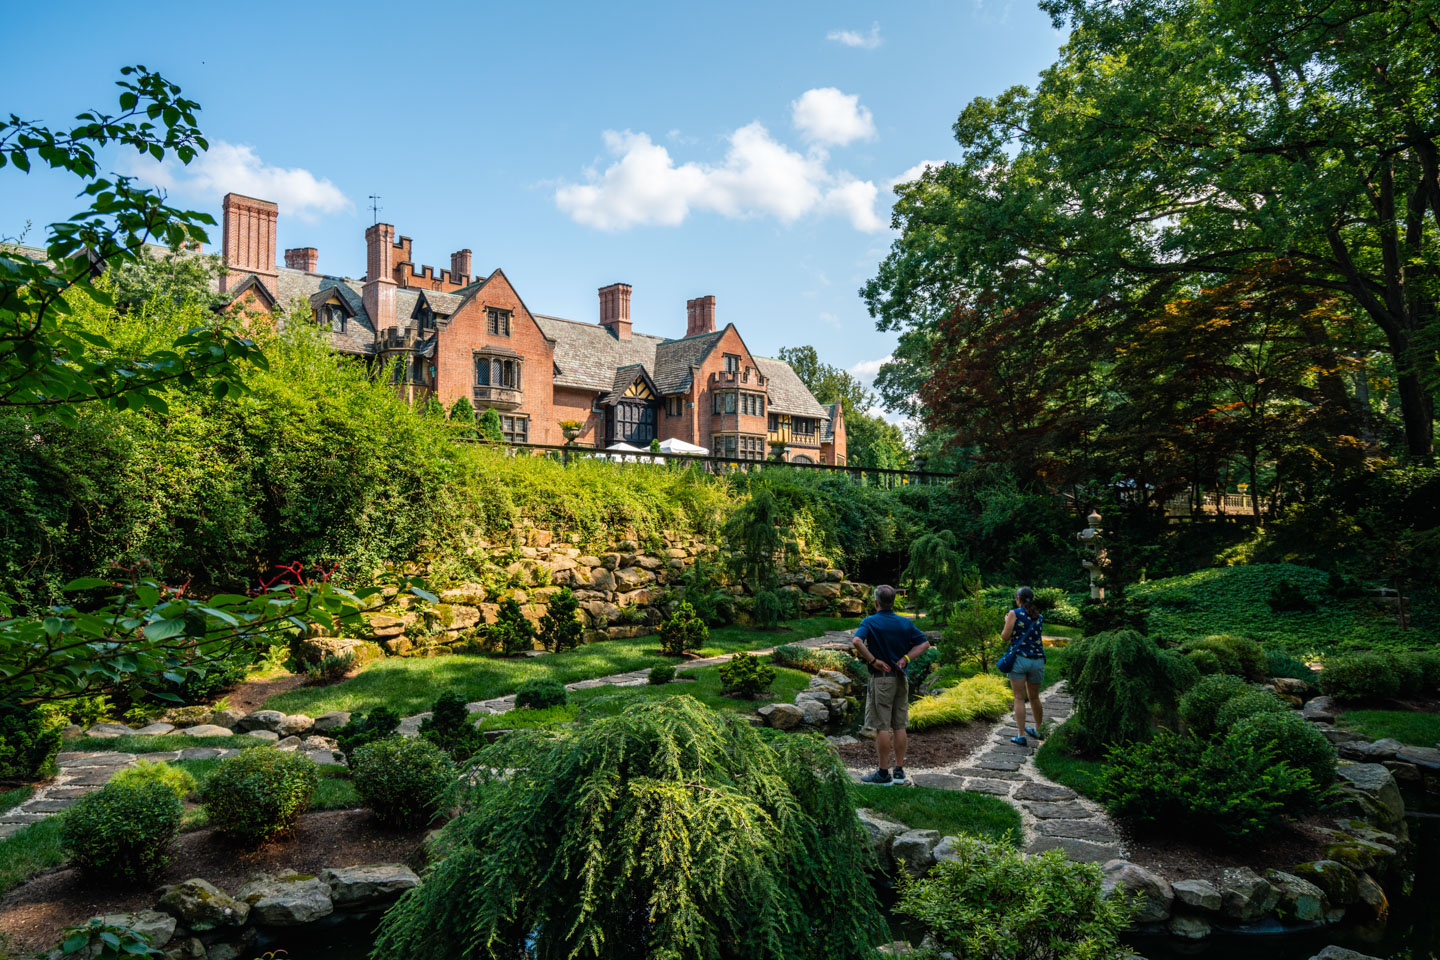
left=453, top=438, right=958, bottom=487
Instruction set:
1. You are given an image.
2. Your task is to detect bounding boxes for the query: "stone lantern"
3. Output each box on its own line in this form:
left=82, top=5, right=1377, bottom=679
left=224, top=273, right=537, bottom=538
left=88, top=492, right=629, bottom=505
left=1078, top=510, right=1105, bottom=600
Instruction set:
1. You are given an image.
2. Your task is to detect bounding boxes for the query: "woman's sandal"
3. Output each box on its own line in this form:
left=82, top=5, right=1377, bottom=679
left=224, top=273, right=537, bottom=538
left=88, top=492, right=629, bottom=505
left=1010, top=735, right=1028, bottom=746
left=1026, top=727, right=1042, bottom=740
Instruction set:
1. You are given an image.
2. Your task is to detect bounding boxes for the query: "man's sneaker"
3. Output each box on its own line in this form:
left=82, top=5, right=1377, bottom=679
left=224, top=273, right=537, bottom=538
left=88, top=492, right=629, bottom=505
left=891, top=766, right=908, bottom=784
left=860, top=768, right=893, bottom=785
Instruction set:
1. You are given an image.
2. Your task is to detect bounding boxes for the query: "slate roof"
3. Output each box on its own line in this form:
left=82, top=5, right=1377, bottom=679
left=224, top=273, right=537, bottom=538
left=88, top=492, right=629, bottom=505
left=531, top=314, right=668, bottom=392
left=754, top=357, right=829, bottom=419
left=600, top=363, right=649, bottom=404
left=652, top=331, right=726, bottom=394
left=281, top=270, right=376, bottom=355
left=822, top=402, right=841, bottom=440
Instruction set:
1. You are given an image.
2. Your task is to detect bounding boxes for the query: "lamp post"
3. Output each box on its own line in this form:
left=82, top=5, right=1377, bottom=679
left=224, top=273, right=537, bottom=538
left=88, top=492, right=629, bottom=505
left=1078, top=510, right=1105, bottom=600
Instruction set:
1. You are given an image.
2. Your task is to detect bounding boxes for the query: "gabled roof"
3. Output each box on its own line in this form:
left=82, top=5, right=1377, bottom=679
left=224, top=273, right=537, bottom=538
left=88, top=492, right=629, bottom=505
left=221, top=273, right=276, bottom=310
left=532, top=314, right=668, bottom=392
left=652, top=330, right=726, bottom=394
left=600, top=364, right=660, bottom=404
left=823, top=402, right=841, bottom=440
left=754, top=357, right=829, bottom=419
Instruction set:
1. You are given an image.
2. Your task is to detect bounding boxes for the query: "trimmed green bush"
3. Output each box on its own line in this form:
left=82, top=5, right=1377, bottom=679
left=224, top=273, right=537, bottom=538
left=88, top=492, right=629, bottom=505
left=1226, top=711, right=1337, bottom=786
left=514, top=679, right=567, bottom=711
left=60, top=779, right=181, bottom=882
left=1097, top=730, right=1316, bottom=842
left=1064, top=630, right=1197, bottom=754
left=1267, top=578, right=1317, bottom=613
left=351, top=736, right=456, bottom=828
left=110, top=760, right=196, bottom=801
left=1320, top=653, right=1401, bottom=703
left=1265, top=648, right=1317, bottom=683
left=538, top=588, right=584, bottom=653
left=658, top=601, right=709, bottom=656
left=648, top=664, right=676, bottom=685
left=419, top=691, right=484, bottom=762
left=894, top=837, right=1132, bottom=959
left=0, top=702, right=63, bottom=781
left=717, top=652, right=776, bottom=699
left=199, top=748, right=318, bottom=846
left=335, top=706, right=401, bottom=758
left=1178, top=674, right=1251, bottom=738
left=1214, top=689, right=1290, bottom=733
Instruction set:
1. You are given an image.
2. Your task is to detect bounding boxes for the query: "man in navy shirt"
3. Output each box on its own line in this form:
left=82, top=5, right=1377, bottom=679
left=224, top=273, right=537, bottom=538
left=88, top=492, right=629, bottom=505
left=851, top=585, right=933, bottom=785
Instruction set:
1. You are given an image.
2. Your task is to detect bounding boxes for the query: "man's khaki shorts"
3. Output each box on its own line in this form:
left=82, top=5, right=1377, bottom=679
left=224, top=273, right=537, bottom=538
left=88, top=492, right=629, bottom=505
left=864, top=674, right=909, bottom=732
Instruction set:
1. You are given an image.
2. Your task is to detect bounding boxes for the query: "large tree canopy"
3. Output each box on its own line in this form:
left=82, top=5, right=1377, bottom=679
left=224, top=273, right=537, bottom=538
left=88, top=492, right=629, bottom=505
left=866, top=0, right=1440, bottom=458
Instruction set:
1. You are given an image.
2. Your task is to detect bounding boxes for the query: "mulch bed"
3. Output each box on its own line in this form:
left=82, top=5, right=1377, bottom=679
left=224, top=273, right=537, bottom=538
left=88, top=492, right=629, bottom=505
left=0, top=810, right=427, bottom=953
left=1113, top=813, right=1335, bottom=883
left=222, top=673, right=308, bottom=714
left=833, top=720, right=990, bottom=771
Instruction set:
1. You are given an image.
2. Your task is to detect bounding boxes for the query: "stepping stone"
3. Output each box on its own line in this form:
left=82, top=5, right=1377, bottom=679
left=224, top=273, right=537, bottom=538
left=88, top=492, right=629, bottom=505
left=0, top=812, right=48, bottom=825
left=57, top=752, right=98, bottom=763
left=988, top=745, right=1032, bottom=758
left=47, top=785, right=103, bottom=799
left=952, top=767, right=1026, bottom=780
left=1036, top=819, right=1116, bottom=841
left=71, top=752, right=136, bottom=766
left=178, top=748, right=221, bottom=760
left=909, top=773, right=966, bottom=790
left=23, top=799, right=74, bottom=813
left=132, top=722, right=176, bottom=736
left=1015, top=782, right=1077, bottom=802
left=1027, top=835, right=1120, bottom=863
left=964, top=779, right=1014, bottom=796
left=973, top=759, right=1023, bottom=772
left=64, top=768, right=124, bottom=786
left=0, top=823, right=24, bottom=839
left=136, top=752, right=181, bottom=762
left=1024, top=801, right=1092, bottom=819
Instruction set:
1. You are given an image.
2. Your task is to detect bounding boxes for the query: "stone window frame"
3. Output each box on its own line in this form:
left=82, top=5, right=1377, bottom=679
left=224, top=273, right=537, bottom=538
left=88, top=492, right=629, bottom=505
left=500, top=414, right=529, bottom=443
left=487, top=308, right=513, bottom=337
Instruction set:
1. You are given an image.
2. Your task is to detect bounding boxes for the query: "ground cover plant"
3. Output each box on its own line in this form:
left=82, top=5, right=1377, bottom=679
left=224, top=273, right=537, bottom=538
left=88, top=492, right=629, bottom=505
left=372, top=696, right=888, bottom=959
left=264, top=617, right=852, bottom=717
left=851, top=786, right=1021, bottom=845
left=1339, top=710, right=1440, bottom=747
left=908, top=674, right=1011, bottom=731
left=569, top=664, right=811, bottom=719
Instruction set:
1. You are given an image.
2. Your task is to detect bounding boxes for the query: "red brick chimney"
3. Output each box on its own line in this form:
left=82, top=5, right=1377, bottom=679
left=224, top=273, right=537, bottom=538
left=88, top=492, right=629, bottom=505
left=284, top=247, right=318, bottom=272
left=450, top=249, right=472, bottom=282
left=364, top=223, right=398, bottom=330
left=220, top=193, right=278, bottom=295
left=599, top=282, right=632, bottom=340
left=685, top=295, right=716, bottom=337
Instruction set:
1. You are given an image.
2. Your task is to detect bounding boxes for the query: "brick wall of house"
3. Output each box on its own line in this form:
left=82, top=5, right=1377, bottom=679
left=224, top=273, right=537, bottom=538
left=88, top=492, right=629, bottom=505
left=433, top=271, right=557, bottom=444
left=696, top=326, right=769, bottom=456
left=553, top=386, right=604, bottom=447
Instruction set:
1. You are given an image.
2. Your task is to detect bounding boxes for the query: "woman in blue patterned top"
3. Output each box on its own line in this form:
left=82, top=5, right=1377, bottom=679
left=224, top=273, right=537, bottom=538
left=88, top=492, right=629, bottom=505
left=1002, top=586, right=1046, bottom=746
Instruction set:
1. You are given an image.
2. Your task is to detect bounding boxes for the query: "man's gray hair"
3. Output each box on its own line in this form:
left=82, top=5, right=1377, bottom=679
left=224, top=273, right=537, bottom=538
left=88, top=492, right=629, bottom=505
left=873, top=584, right=897, bottom=610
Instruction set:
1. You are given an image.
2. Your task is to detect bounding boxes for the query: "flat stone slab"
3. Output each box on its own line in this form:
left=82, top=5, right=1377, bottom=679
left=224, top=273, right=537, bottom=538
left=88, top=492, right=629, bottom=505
left=47, top=785, right=103, bottom=799
left=178, top=748, right=222, bottom=760
left=1036, top=818, right=1115, bottom=841
left=182, top=724, right=234, bottom=737
left=973, top=759, right=1024, bottom=772
left=1024, top=801, right=1093, bottom=819
left=1015, top=782, right=1077, bottom=802
left=909, top=773, right=966, bottom=790
left=23, top=799, right=74, bottom=812
left=63, top=768, right=123, bottom=786
left=964, top=779, right=1014, bottom=796
left=951, top=767, right=1025, bottom=780
left=136, top=752, right=181, bottom=762
left=132, top=722, right=176, bottom=736
left=1028, top=835, right=1119, bottom=863
left=66, top=752, right=135, bottom=766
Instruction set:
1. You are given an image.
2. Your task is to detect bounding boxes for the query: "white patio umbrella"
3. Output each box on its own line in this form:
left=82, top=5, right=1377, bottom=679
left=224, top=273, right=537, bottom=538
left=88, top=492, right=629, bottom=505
left=657, top=438, right=708, bottom=455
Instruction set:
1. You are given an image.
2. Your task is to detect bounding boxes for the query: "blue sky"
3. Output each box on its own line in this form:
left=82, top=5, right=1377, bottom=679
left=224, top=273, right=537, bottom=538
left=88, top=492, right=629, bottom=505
left=4, top=0, right=1062, bottom=421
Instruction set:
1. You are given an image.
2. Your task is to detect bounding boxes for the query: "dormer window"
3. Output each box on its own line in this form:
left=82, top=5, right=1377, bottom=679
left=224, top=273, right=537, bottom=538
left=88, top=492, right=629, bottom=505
left=324, top=303, right=347, bottom=333
left=487, top=308, right=512, bottom=337
left=416, top=302, right=435, bottom=331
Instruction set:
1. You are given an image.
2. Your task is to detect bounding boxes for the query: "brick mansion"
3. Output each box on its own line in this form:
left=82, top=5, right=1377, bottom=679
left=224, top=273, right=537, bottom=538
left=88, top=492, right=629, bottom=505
left=217, top=193, right=846, bottom=465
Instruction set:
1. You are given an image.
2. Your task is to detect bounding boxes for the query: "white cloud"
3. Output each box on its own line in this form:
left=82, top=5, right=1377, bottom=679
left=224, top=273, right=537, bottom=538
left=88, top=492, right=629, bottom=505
left=848, top=354, right=912, bottom=426
left=555, top=116, right=886, bottom=233
left=791, top=88, right=876, bottom=146
left=125, top=140, right=351, bottom=222
left=826, top=22, right=882, bottom=49
left=889, top=159, right=945, bottom=188
left=819, top=311, right=841, bottom=329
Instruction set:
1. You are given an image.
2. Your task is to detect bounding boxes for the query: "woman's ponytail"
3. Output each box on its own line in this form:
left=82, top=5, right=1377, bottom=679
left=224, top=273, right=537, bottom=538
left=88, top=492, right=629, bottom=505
left=1016, top=586, right=1040, bottom=620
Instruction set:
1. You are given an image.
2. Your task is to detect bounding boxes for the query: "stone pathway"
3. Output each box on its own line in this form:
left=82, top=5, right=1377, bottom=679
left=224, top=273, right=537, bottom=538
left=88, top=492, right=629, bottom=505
left=0, top=631, right=850, bottom=836
left=851, top=681, right=1124, bottom=864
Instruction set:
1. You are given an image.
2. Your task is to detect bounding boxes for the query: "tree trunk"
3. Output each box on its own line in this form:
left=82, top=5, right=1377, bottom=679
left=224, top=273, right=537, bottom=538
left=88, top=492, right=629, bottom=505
left=1397, top=368, right=1435, bottom=459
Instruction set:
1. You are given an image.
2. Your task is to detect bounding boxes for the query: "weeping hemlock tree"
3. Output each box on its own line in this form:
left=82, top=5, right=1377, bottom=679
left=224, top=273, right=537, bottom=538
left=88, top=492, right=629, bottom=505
left=374, top=697, right=886, bottom=960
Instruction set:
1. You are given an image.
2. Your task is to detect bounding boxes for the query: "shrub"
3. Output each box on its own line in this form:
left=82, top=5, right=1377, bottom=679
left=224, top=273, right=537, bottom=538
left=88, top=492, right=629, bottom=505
left=1267, top=578, right=1316, bottom=613
left=419, top=691, right=485, bottom=762
left=1178, top=674, right=1251, bottom=738
left=717, top=652, right=776, bottom=698
left=941, top=598, right=1006, bottom=672
left=658, top=601, right=709, bottom=656
left=305, top=651, right=356, bottom=684
left=1214, top=688, right=1290, bottom=732
left=1320, top=653, right=1401, bottom=703
left=1226, top=711, right=1337, bottom=786
left=488, top=597, right=537, bottom=655
left=538, top=588, right=584, bottom=652
left=351, top=736, right=456, bottom=828
left=648, top=664, right=676, bottom=685
left=0, top=702, right=63, bottom=781
left=111, top=760, right=196, bottom=801
left=335, top=706, right=402, bottom=758
left=1186, top=647, right=1225, bottom=676
left=770, top=644, right=867, bottom=683
left=679, top=561, right=736, bottom=627
left=372, top=697, right=886, bottom=959
left=1096, top=730, right=1316, bottom=842
left=1078, top=597, right=1148, bottom=635
left=515, top=679, right=568, bottom=711
left=909, top=674, right=1012, bottom=731
left=1064, top=630, right=1197, bottom=754
left=1265, top=648, right=1318, bottom=683
left=1033, top=586, right=1082, bottom=627
left=199, top=748, right=319, bottom=846
left=60, top=779, right=181, bottom=883
left=894, top=837, right=1132, bottom=960
left=905, top=647, right=941, bottom=687
left=751, top=590, right=786, bottom=630
left=1416, top=650, right=1440, bottom=692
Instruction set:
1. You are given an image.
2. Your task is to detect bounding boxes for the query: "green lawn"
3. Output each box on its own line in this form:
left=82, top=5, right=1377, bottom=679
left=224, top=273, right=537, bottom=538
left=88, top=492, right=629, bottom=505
left=1044, top=624, right=1084, bottom=640
left=0, top=785, right=34, bottom=812
left=265, top=616, right=857, bottom=718
left=571, top=665, right=813, bottom=718
left=1033, top=734, right=1106, bottom=801
left=852, top=785, right=1021, bottom=845
left=1339, top=709, right=1440, bottom=747
left=0, top=815, right=65, bottom=895
left=67, top=734, right=269, bottom=754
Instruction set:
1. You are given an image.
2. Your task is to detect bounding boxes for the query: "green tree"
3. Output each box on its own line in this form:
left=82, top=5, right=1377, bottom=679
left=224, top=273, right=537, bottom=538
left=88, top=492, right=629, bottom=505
left=847, top=412, right=911, bottom=471
left=902, top=529, right=969, bottom=616
left=725, top=489, right=788, bottom=627
left=372, top=697, right=886, bottom=959
left=537, top=587, right=584, bottom=652
left=477, top=406, right=504, bottom=443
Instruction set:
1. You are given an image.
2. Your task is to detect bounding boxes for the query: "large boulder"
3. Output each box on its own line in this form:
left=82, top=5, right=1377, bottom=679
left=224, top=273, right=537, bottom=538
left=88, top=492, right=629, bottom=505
left=1291, top=861, right=1360, bottom=906
left=759, top=703, right=804, bottom=730
left=1167, top=914, right=1211, bottom=940
left=1309, top=947, right=1384, bottom=960
left=1266, top=870, right=1326, bottom=922
left=1271, top=677, right=1313, bottom=698
left=1219, top=866, right=1280, bottom=922
left=795, top=698, right=829, bottom=727
left=932, top=835, right=963, bottom=864
left=817, top=669, right=852, bottom=693
left=891, top=829, right=941, bottom=877
left=155, top=878, right=250, bottom=930
left=311, top=711, right=352, bottom=734
left=236, top=710, right=286, bottom=733
left=90, top=911, right=176, bottom=953
left=83, top=722, right=134, bottom=738
left=320, top=864, right=421, bottom=908
left=1171, top=879, right=1222, bottom=913
left=1352, top=872, right=1388, bottom=921
left=181, top=724, right=234, bottom=738
left=132, top=722, right=176, bottom=736
left=855, top=809, right=907, bottom=872
left=237, top=872, right=334, bottom=926
left=807, top=582, right=842, bottom=599
left=209, top=709, right=244, bottom=729
left=1302, top=696, right=1339, bottom=722
left=613, top=567, right=652, bottom=590
left=1100, top=859, right=1174, bottom=923
left=276, top=714, right=315, bottom=738
left=1335, top=763, right=1405, bottom=829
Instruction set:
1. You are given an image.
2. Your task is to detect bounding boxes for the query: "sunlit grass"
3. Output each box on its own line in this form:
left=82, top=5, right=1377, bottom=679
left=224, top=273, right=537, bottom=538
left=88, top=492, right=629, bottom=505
left=851, top=785, right=1021, bottom=845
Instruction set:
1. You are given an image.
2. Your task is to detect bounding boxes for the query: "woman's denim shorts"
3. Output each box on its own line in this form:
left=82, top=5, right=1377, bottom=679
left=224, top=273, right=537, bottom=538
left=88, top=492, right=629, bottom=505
left=1006, top=655, right=1045, bottom=685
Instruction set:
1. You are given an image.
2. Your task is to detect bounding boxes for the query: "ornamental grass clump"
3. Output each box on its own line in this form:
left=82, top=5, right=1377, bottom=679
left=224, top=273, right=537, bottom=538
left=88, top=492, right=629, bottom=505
left=199, top=747, right=318, bottom=846
left=908, top=674, right=1011, bottom=731
left=372, top=696, right=887, bottom=960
